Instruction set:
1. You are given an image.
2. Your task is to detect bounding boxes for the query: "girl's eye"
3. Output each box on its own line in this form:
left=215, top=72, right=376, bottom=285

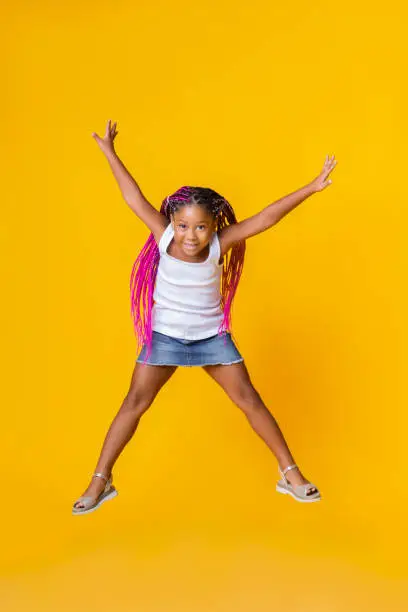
left=178, top=224, right=206, bottom=230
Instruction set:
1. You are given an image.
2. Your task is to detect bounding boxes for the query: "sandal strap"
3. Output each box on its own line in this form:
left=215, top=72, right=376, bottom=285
left=282, top=464, right=298, bottom=476
left=93, top=472, right=109, bottom=483
left=294, top=483, right=320, bottom=497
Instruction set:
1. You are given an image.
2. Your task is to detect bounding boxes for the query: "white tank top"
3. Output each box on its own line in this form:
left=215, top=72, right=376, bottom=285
left=152, top=223, right=224, bottom=340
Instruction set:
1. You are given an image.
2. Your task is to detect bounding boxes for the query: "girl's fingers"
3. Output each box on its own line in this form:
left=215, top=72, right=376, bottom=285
left=100, top=119, right=118, bottom=140
left=109, top=120, right=117, bottom=139
left=324, top=163, right=337, bottom=181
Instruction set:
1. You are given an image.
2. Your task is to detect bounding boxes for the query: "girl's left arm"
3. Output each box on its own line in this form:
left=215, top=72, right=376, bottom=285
left=219, top=155, right=337, bottom=257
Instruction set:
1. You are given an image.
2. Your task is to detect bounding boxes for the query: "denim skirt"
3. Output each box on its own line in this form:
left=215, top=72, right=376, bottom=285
left=136, top=331, right=244, bottom=367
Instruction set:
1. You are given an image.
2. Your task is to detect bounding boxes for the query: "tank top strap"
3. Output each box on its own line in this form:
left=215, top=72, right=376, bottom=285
left=157, top=222, right=174, bottom=254
left=210, top=231, right=221, bottom=264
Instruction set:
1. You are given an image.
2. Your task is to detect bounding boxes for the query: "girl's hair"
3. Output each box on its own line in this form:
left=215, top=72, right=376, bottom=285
left=130, top=186, right=246, bottom=360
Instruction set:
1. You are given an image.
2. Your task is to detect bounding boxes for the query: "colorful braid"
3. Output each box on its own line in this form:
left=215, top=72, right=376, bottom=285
left=129, top=186, right=246, bottom=362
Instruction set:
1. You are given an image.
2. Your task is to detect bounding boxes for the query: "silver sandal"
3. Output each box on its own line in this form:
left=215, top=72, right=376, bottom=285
left=276, top=464, right=321, bottom=503
left=72, top=472, right=118, bottom=515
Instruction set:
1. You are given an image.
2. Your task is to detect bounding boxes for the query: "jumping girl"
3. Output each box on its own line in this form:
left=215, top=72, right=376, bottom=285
left=72, top=120, right=337, bottom=514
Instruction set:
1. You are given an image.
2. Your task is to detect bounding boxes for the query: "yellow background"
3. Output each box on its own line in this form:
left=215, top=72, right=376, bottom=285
left=2, top=0, right=407, bottom=610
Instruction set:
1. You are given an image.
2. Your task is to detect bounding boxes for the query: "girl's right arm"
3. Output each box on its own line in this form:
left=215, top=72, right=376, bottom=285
left=92, top=120, right=168, bottom=242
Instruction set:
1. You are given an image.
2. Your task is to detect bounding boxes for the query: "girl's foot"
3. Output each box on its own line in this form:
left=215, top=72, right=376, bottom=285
left=73, top=473, right=111, bottom=510
left=280, top=465, right=318, bottom=496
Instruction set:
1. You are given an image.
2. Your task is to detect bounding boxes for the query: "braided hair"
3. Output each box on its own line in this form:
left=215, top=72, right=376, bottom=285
left=130, top=186, right=246, bottom=361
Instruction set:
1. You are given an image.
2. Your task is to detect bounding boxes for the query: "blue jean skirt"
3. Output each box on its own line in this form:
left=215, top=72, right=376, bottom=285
left=136, top=331, right=244, bottom=367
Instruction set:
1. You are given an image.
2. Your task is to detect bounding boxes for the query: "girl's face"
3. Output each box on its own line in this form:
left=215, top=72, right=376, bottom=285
left=171, top=204, right=216, bottom=257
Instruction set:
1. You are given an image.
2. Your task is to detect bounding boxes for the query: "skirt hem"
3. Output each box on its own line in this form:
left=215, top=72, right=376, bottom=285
left=136, top=358, right=244, bottom=367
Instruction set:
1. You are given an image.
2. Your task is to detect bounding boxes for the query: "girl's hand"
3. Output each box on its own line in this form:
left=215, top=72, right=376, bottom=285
left=92, top=119, right=118, bottom=155
left=310, top=155, right=337, bottom=192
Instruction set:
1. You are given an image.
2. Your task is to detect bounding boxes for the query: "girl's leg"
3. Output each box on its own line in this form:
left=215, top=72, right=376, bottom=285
left=73, top=363, right=177, bottom=508
left=203, top=361, right=317, bottom=494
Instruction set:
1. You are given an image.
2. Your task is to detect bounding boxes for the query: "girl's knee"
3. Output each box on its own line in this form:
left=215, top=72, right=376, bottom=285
left=233, top=385, right=263, bottom=413
left=122, top=392, right=153, bottom=417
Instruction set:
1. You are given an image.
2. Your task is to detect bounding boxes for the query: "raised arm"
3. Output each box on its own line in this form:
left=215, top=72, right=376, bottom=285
left=218, top=155, right=337, bottom=258
left=92, top=120, right=168, bottom=242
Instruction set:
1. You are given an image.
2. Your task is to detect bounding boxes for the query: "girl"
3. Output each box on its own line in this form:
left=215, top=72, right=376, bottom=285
left=72, top=120, right=337, bottom=514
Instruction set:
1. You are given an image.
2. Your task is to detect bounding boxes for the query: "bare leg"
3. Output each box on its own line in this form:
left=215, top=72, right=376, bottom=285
left=73, top=363, right=177, bottom=508
left=203, top=362, right=317, bottom=494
